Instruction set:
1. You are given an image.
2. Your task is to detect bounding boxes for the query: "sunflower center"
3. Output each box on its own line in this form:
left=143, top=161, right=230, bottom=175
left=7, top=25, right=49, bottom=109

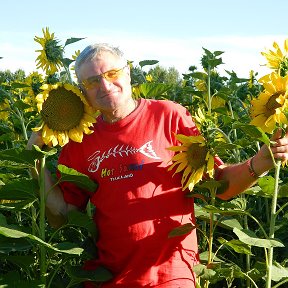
left=41, top=87, right=84, bottom=131
left=186, top=143, right=207, bottom=169
left=264, top=92, right=283, bottom=117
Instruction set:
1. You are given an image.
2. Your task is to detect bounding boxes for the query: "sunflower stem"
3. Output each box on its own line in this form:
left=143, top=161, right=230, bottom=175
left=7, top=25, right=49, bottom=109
left=265, top=159, right=281, bottom=288
left=204, top=188, right=216, bottom=288
left=39, top=156, right=47, bottom=285
left=207, top=65, right=212, bottom=115
left=64, top=65, right=73, bottom=84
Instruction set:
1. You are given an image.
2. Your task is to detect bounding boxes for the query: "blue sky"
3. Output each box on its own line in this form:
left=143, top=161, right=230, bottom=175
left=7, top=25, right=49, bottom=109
left=1, top=0, right=287, bottom=78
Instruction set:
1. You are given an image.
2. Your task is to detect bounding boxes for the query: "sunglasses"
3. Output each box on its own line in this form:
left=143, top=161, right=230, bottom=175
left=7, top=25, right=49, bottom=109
left=81, top=65, right=127, bottom=90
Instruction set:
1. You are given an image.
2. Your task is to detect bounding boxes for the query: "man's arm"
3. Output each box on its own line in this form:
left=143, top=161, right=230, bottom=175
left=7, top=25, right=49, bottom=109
left=217, top=129, right=288, bottom=200
left=27, top=132, right=78, bottom=229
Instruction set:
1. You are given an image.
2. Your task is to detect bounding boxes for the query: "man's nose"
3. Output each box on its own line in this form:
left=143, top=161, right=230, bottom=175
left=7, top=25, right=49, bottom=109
left=99, top=76, right=112, bottom=91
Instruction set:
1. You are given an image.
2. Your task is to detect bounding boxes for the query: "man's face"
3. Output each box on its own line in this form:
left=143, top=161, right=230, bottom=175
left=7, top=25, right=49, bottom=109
left=78, top=51, right=132, bottom=113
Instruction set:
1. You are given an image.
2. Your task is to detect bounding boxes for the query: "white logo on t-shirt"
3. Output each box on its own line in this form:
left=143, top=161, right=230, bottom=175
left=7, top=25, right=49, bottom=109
left=87, top=141, right=161, bottom=172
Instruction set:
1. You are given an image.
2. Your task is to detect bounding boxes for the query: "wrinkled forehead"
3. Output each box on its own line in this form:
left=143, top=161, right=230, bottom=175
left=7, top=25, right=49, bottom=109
left=78, top=51, right=126, bottom=80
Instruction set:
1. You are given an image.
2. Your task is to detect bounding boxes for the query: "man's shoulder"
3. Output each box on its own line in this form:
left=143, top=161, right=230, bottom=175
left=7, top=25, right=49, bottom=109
left=144, top=99, right=185, bottom=111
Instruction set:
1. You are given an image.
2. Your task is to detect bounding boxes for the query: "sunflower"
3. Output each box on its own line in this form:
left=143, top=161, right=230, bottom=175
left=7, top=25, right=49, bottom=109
left=145, top=74, right=153, bottom=82
left=0, top=99, right=10, bottom=120
left=195, top=77, right=226, bottom=109
left=34, top=27, right=64, bottom=74
left=70, top=50, right=81, bottom=77
left=33, top=82, right=97, bottom=147
left=261, top=39, right=288, bottom=76
left=25, top=72, right=44, bottom=98
left=250, top=72, right=288, bottom=133
left=167, top=134, right=215, bottom=191
left=22, top=72, right=44, bottom=112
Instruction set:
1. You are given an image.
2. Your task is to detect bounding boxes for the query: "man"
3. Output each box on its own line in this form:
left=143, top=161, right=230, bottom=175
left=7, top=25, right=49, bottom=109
left=27, top=43, right=288, bottom=287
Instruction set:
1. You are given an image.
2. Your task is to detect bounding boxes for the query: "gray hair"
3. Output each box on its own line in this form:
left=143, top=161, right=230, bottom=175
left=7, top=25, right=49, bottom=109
left=75, top=43, right=127, bottom=82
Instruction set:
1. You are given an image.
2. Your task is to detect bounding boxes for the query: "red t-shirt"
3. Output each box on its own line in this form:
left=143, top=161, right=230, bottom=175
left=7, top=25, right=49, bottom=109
left=58, top=99, right=222, bottom=287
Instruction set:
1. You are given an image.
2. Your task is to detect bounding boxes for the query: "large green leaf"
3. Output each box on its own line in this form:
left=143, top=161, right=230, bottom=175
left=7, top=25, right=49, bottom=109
left=0, top=148, right=44, bottom=167
left=232, top=123, right=270, bottom=146
left=0, top=271, right=44, bottom=287
left=0, top=226, right=83, bottom=255
left=257, top=176, right=275, bottom=197
left=64, top=37, right=85, bottom=47
left=278, top=183, right=288, bottom=198
left=0, top=199, right=36, bottom=211
left=61, top=57, right=74, bottom=68
left=67, top=210, right=97, bottom=238
left=137, top=83, right=172, bottom=98
left=0, top=254, right=35, bottom=271
left=0, top=236, right=32, bottom=253
left=58, top=164, right=98, bottom=192
left=194, top=204, right=243, bottom=230
left=193, top=263, right=216, bottom=280
left=65, top=265, right=113, bottom=287
left=138, top=60, right=159, bottom=68
left=218, top=237, right=253, bottom=255
left=168, top=223, right=196, bottom=238
left=270, top=262, right=288, bottom=281
left=0, top=179, right=38, bottom=200
left=233, top=228, right=284, bottom=248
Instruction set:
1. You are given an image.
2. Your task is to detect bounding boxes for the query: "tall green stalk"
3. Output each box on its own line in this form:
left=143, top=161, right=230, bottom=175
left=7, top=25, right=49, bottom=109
left=265, top=160, right=281, bottom=288
left=204, top=187, right=217, bottom=288
left=39, top=156, right=47, bottom=285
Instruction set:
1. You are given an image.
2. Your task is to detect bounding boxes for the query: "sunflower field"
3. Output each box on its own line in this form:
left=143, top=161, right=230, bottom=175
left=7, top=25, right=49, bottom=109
left=0, top=28, right=288, bottom=288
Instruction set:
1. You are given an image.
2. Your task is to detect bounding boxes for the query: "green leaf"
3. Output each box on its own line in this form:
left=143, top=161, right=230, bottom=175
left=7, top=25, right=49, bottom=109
left=258, top=176, right=275, bottom=197
left=208, top=58, right=223, bottom=69
left=233, top=228, right=284, bottom=248
left=0, top=226, right=83, bottom=255
left=0, top=236, right=32, bottom=253
left=270, top=262, right=288, bottom=281
left=67, top=210, right=97, bottom=238
left=193, top=263, right=216, bottom=280
left=65, top=265, right=113, bottom=287
left=32, top=145, right=57, bottom=157
left=0, top=199, right=36, bottom=211
left=0, top=271, right=44, bottom=287
left=10, top=82, right=30, bottom=89
left=61, top=57, right=74, bottom=68
left=0, top=179, right=38, bottom=200
left=203, top=205, right=245, bottom=216
left=64, top=37, right=85, bottom=47
left=214, top=50, right=225, bottom=57
left=57, top=164, right=98, bottom=192
left=0, top=254, right=35, bottom=271
left=137, top=82, right=172, bottom=98
left=0, top=148, right=44, bottom=167
left=278, top=183, right=288, bottom=198
left=199, top=251, right=223, bottom=263
left=219, top=218, right=243, bottom=230
left=168, top=223, right=195, bottom=238
left=13, top=100, right=31, bottom=110
left=189, top=72, right=206, bottom=80
left=232, top=123, right=270, bottom=146
left=138, top=60, right=159, bottom=68
left=218, top=237, right=253, bottom=255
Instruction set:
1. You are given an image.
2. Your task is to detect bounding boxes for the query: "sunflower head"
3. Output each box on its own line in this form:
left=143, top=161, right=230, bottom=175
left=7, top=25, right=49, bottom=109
left=0, top=99, right=10, bottom=120
left=33, top=82, right=97, bottom=147
left=25, top=72, right=44, bottom=98
left=250, top=72, right=288, bottom=133
left=34, top=27, right=64, bottom=74
left=167, top=134, right=215, bottom=191
left=261, top=39, right=288, bottom=77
